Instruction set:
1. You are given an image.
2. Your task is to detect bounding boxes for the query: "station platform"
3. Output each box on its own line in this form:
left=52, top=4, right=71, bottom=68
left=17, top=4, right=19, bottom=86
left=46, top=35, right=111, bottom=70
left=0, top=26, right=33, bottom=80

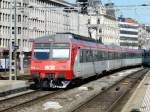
left=121, top=70, right=150, bottom=112
left=0, top=80, right=29, bottom=97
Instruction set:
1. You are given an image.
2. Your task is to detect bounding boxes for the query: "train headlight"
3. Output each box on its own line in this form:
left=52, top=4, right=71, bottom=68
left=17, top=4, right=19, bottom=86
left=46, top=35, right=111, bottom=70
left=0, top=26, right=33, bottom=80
left=32, top=72, right=40, bottom=78
left=60, top=66, right=66, bottom=70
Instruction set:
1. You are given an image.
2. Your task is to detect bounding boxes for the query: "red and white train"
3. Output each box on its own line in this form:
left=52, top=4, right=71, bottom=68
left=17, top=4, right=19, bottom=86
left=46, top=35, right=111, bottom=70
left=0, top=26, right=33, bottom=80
left=30, top=33, right=144, bottom=88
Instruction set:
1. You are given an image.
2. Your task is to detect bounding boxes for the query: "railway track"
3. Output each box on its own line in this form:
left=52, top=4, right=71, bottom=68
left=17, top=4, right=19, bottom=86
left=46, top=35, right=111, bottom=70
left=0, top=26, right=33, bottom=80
left=0, top=74, right=32, bottom=81
left=72, top=68, right=149, bottom=112
left=0, top=89, right=63, bottom=112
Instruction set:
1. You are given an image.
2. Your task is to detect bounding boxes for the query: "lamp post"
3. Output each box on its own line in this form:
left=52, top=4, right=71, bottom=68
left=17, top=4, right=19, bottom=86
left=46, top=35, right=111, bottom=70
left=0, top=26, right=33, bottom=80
left=14, top=0, right=17, bottom=80
left=9, top=0, right=13, bottom=80
left=19, top=0, right=24, bottom=74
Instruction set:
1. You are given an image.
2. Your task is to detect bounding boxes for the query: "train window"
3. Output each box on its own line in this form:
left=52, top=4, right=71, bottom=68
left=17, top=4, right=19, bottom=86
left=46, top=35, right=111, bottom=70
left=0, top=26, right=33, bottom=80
left=138, top=52, right=142, bottom=58
left=125, top=52, right=128, bottom=59
left=34, top=49, right=50, bottom=60
left=101, top=51, right=105, bottom=60
left=52, top=49, right=69, bottom=59
left=108, top=52, right=113, bottom=60
left=87, top=50, right=93, bottom=62
left=103, top=51, right=108, bottom=60
left=34, top=43, right=70, bottom=60
left=97, top=50, right=102, bottom=61
left=122, top=52, right=126, bottom=59
left=113, top=52, right=116, bottom=59
left=114, top=52, right=117, bottom=59
left=82, top=50, right=87, bottom=63
left=93, top=50, right=98, bottom=61
left=80, top=50, right=84, bottom=63
left=118, top=52, right=121, bottom=59
left=108, top=52, right=111, bottom=60
left=51, top=44, right=70, bottom=60
left=80, top=49, right=93, bottom=63
left=120, top=52, right=123, bottom=59
left=131, top=53, right=133, bottom=58
left=126, top=53, right=129, bottom=58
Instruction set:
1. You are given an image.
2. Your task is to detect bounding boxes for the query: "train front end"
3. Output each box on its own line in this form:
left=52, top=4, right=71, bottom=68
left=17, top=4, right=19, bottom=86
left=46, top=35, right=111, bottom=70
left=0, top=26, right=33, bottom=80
left=30, top=41, right=74, bottom=88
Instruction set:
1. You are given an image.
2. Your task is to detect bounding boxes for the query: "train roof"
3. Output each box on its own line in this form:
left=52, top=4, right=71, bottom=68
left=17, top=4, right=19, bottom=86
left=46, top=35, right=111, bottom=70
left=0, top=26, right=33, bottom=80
left=34, top=33, right=97, bottom=43
left=34, top=33, right=144, bottom=52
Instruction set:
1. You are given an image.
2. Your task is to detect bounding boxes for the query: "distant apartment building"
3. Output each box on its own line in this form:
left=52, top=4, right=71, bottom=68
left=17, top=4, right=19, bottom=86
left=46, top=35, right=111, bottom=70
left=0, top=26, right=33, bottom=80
left=118, top=17, right=139, bottom=49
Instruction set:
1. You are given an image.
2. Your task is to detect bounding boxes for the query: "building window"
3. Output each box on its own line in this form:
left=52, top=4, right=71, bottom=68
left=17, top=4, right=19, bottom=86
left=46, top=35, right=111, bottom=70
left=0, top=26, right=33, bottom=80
left=18, top=15, right=21, bottom=22
left=12, top=15, right=15, bottom=20
left=97, top=19, right=100, bottom=24
left=12, top=27, right=14, bottom=34
left=0, top=13, right=2, bottom=21
left=18, top=27, right=21, bottom=34
left=120, top=30, right=138, bottom=35
left=88, top=19, right=90, bottom=24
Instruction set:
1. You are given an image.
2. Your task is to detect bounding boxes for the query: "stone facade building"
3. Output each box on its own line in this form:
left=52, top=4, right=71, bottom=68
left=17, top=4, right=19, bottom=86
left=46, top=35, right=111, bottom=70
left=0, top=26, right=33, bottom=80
left=0, top=0, right=89, bottom=57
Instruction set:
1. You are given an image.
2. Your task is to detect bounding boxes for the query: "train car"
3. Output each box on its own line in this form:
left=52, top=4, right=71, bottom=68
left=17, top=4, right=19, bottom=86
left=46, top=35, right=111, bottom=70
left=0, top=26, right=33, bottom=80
left=143, top=49, right=150, bottom=67
left=30, top=33, right=144, bottom=88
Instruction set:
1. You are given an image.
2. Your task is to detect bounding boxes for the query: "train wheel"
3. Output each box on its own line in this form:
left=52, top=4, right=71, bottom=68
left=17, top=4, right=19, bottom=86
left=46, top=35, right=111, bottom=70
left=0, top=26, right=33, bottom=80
left=40, top=79, right=50, bottom=89
left=30, top=78, right=40, bottom=90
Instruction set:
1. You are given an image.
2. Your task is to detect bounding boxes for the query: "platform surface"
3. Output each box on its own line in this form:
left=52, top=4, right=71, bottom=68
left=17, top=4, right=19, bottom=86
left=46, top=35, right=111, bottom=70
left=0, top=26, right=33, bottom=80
left=121, top=70, right=150, bottom=112
left=0, top=80, right=28, bottom=93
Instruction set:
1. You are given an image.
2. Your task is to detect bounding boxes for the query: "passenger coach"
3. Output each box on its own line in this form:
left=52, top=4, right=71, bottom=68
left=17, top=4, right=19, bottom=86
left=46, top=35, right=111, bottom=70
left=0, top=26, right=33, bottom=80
left=30, top=33, right=144, bottom=88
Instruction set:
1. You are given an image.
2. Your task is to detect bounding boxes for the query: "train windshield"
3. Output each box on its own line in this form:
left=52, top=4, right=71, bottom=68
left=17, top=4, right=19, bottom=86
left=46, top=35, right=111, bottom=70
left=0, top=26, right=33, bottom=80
left=51, top=43, right=70, bottom=59
left=34, top=43, right=50, bottom=60
left=33, top=43, right=70, bottom=60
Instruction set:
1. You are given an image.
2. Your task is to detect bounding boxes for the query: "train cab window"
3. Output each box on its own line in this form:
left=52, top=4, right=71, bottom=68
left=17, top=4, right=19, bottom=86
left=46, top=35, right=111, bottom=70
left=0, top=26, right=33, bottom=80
left=34, top=43, right=50, bottom=60
left=33, top=43, right=70, bottom=60
left=51, top=43, right=70, bottom=60
left=52, top=49, right=69, bottom=59
left=34, top=49, right=50, bottom=60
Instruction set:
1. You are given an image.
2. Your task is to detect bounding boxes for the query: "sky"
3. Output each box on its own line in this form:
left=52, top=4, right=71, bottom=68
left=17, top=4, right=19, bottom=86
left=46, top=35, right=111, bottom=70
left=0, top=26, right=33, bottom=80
left=65, top=0, right=150, bottom=24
